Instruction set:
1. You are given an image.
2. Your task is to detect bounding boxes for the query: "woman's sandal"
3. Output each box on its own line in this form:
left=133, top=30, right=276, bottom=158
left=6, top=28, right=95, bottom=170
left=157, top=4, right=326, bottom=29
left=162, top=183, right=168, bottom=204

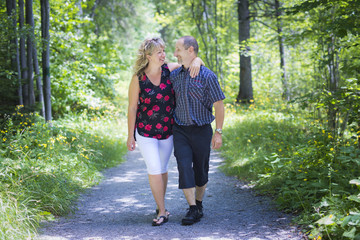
left=155, top=208, right=170, bottom=217
left=152, top=215, right=169, bottom=226
left=156, top=209, right=170, bottom=215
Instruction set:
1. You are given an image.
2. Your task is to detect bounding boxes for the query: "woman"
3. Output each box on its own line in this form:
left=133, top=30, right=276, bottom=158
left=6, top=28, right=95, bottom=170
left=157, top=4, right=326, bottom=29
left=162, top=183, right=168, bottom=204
left=127, top=37, right=203, bottom=226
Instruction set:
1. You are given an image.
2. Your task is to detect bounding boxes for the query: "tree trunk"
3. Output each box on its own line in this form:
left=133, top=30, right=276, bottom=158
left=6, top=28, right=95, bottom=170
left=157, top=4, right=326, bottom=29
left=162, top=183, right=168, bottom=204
left=33, top=45, right=45, bottom=118
left=275, top=0, right=289, bottom=101
left=236, top=0, right=253, bottom=103
left=19, top=0, right=29, bottom=106
left=6, top=0, right=23, bottom=105
left=41, top=0, right=52, bottom=122
left=327, top=37, right=338, bottom=131
left=26, top=0, right=35, bottom=106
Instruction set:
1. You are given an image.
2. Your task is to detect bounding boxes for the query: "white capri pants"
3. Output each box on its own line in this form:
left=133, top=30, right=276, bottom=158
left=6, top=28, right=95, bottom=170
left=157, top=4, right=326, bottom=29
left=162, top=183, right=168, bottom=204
left=135, top=129, right=173, bottom=175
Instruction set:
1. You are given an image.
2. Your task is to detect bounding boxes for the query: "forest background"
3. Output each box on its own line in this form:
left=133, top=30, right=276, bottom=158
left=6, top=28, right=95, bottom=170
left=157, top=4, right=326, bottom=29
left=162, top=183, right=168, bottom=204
left=0, top=0, right=360, bottom=239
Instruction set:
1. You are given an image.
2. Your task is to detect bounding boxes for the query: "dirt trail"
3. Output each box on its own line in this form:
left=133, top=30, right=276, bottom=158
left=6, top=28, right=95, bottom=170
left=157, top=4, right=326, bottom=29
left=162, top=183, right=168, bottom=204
left=36, top=148, right=304, bottom=240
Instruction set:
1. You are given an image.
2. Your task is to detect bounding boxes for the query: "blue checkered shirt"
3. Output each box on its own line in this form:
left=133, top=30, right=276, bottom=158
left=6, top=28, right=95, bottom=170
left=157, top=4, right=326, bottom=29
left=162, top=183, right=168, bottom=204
left=170, top=66, right=225, bottom=126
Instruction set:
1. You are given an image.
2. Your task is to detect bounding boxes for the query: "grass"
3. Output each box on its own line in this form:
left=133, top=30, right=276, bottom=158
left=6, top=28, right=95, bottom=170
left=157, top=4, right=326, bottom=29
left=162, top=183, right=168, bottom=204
left=220, top=100, right=360, bottom=240
left=0, top=106, right=127, bottom=240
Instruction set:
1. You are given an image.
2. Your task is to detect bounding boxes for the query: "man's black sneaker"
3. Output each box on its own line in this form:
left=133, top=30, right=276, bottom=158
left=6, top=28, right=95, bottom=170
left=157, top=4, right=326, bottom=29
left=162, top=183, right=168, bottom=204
left=181, top=207, right=201, bottom=225
left=197, top=206, right=203, bottom=218
left=196, top=201, right=204, bottom=218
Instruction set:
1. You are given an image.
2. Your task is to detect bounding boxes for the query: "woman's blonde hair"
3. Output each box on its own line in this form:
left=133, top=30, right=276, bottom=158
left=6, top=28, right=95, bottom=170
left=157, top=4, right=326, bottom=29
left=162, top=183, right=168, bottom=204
left=133, top=37, right=165, bottom=77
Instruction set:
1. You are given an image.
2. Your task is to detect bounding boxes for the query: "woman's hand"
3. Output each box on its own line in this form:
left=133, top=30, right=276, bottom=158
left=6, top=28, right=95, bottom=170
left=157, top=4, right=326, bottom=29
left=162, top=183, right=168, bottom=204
left=189, top=57, right=204, bottom=78
left=127, top=136, right=136, bottom=151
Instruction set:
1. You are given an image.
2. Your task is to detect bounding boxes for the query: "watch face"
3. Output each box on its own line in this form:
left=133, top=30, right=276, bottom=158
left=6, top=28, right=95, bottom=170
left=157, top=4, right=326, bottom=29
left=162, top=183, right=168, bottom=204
left=216, top=129, right=222, bottom=134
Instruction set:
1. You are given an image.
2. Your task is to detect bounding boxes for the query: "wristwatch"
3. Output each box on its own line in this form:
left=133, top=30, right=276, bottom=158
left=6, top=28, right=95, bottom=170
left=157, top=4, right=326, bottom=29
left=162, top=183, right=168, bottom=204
left=215, top=128, right=223, bottom=134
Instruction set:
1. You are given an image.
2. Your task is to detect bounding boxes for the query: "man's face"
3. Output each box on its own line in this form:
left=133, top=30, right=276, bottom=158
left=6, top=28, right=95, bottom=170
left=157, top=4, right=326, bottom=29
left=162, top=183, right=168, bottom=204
left=174, top=39, right=187, bottom=65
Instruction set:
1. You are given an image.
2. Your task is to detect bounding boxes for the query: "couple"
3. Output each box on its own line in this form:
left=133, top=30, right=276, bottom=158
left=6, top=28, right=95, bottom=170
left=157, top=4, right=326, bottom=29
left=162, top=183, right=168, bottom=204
left=127, top=36, right=225, bottom=226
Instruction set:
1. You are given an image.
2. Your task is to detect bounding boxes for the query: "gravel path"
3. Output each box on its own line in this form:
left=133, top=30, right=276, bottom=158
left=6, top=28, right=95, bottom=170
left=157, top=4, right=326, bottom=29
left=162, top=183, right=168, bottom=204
left=36, top=148, right=304, bottom=240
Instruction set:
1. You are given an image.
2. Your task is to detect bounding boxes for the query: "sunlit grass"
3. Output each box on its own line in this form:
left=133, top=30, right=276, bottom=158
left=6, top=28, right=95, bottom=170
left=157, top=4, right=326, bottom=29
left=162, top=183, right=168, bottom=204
left=221, top=98, right=360, bottom=239
left=0, top=106, right=127, bottom=239
left=221, top=101, right=307, bottom=181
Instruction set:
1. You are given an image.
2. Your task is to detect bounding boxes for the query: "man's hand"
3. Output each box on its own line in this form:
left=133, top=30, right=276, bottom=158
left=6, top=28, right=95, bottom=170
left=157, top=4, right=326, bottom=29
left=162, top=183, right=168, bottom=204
left=211, top=132, right=222, bottom=149
left=189, top=57, right=203, bottom=78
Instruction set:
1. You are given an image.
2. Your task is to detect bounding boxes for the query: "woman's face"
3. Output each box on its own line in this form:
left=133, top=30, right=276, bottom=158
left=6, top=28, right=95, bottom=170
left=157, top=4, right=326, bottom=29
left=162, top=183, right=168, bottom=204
left=148, top=47, right=165, bottom=65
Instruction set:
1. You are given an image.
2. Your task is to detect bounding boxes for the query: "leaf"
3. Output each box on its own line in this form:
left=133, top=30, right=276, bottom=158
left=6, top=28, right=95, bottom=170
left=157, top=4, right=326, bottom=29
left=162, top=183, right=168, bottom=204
left=40, top=211, right=52, bottom=216
left=343, top=227, right=356, bottom=238
left=341, top=215, right=352, bottom=227
left=317, top=215, right=335, bottom=225
left=348, top=195, right=360, bottom=203
left=350, top=179, right=360, bottom=185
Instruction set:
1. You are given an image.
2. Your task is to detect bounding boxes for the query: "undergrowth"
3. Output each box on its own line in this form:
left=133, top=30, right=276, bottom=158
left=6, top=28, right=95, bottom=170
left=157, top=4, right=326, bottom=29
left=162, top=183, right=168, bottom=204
left=220, top=101, right=360, bottom=240
left=0, top=106, right=127, bottom=240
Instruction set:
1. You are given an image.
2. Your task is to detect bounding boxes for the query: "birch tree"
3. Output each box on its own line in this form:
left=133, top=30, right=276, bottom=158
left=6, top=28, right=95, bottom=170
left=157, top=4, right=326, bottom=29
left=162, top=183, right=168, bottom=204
left=41, top=0, right=52, bottom=122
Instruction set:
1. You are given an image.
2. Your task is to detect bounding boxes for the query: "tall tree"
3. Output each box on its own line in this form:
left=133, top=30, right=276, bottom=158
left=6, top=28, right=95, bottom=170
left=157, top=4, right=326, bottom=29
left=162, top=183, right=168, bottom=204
left=33, top=46, right=45, bottom=117
left=41, top=0, right=51, bottom=122
left=19, top=0, right=29, bottom=106
left=237, top=0, right=253, bottom=103
left=26, top=0, right=35, bottom=106
left=6, top=0, right=23, bottom=105
left=251, top=0, right=291, bottom=101
left=274, top=0, right=289, bottom=101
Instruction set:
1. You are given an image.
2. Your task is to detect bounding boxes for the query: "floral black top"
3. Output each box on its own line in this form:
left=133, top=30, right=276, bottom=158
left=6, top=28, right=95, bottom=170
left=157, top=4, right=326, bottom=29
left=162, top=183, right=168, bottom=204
left=136, top=64, right=175, bottom=139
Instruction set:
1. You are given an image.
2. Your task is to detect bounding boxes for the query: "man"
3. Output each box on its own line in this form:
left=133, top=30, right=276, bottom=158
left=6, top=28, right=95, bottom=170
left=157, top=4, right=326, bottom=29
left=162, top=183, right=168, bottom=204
left=170, top=36, right=225, bottom=225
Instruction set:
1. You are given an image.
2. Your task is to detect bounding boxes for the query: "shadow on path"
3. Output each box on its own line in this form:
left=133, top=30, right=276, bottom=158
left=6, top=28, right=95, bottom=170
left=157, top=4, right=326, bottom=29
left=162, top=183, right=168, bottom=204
left=36, top=148, right=304, bottom=240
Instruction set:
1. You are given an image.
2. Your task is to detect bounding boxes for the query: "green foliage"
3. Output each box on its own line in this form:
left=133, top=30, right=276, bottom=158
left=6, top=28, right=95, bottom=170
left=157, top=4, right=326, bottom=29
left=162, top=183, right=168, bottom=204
left=0, top=106, right=127, bottom=239
left=221, top=100, right=307, bottom=181
left=221, top=99, right=360, bottom=239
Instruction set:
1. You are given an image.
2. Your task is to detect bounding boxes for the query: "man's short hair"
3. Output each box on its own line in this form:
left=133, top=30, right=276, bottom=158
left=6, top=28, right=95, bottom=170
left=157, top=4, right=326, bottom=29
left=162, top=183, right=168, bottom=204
left=180, top=36, right=199, bottom=55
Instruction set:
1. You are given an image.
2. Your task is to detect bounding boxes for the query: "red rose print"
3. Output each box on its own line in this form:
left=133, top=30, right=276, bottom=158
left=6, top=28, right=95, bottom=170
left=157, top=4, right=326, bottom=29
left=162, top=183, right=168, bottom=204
left=171, top=118, right=174, bottom=124
left=152, top=105, right=160, bottom=111
left=156, top=93, right=163, bottom=99
left=164, top=95, right=170, bottom=101
left=137, top=112, right=140, bottom=117
left=167, top=79, right=171, bottom=84
left=156, top=134, right=162, bottom=139
left=145, top=88, right=151, bottom=93
left=144, top=133, right=149, bottom=137
left=138, top=122, right=144, bottom=128
left=143, top=107, right=147, bottom=112
left=163, top=126, right=168, bottom=132
left=145, top=98, right=151, bottom=104
left=145, top=124, right=152, bottom=131
left=156, top=123, right=162, bottom=129
left=140, top=97, right=144, bottom=102
left=163, top=117, right=169, bottom=122
left=166, top=106, right=171, bottom=112
left=159, top=83, right=166, bottom=90
left=142, top=75, right=146, bottom=81
left=147, top=110, right=153, bottom=116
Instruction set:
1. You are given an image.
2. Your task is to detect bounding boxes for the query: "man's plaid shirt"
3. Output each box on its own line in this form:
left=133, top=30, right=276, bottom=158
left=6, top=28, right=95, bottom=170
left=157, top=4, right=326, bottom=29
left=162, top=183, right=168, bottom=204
left=170, top=65, right=225, bottom=126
